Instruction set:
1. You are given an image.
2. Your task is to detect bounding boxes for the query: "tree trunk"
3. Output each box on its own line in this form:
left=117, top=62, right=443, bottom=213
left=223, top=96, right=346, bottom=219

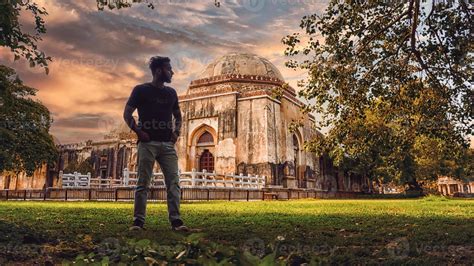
left=406, top=178, right=423, bottom=196
left=407, top=179, right=422, bottom=190
left=15, top=173, right=19, bottom=190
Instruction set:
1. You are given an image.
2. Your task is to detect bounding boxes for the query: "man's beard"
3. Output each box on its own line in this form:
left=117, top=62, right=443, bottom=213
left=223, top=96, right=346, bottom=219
left=161, top=75, right=172, bottom=83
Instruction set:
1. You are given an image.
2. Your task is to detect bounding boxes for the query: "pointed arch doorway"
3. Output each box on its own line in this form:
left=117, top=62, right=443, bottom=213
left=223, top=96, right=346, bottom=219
left=293, top=133, right=305, bottom=188
left=199, top=149, right=215, bottom=172
left=187, top=124, right=217, bottom=172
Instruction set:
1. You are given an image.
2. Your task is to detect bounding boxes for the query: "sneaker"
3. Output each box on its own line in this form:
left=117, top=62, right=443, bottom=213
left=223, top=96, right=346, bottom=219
left=170, top=219, right=204, bottom=232
left=171, top=219, right=190, bottom=232
left=172, top=225, right=190, bottom=232
left=129, top=220, right=145, bottom=231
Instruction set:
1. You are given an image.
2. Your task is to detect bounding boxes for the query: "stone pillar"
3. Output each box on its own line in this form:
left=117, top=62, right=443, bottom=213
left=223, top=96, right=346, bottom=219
left=281, top=163, right=296, bottom=188
left=112, top=145, right=118, bottom=180
left=282, top=176, right=297, bottom=188
left=306, top=179, right=316, bottom=189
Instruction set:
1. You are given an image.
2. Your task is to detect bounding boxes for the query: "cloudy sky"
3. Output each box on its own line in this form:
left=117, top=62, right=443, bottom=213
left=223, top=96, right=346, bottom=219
left=1, top=0, right=328, bottom=144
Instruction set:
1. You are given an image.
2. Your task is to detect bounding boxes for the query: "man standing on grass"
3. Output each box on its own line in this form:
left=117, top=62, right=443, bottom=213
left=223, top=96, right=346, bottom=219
left=123, top=56, right=188, bottom=232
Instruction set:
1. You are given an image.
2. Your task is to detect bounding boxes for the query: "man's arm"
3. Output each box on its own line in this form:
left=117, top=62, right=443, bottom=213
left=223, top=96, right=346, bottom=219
left=123, top=104, right=150, bottom=142
left=124, top=86, right=150, bottom=142
left=172, top=94, right=182, bottom=136
left=123, top=104, right=139, bottom=132
left=170, top=93, right=182, bottom=144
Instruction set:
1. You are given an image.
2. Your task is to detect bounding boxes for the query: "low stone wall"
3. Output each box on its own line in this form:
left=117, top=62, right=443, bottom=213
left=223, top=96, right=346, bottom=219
left=453, top=192, right=474, bottom=198
left=0, top=187, right=367, bottom=201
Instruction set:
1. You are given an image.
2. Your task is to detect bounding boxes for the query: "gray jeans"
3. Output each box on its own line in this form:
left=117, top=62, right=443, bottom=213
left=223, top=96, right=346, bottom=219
left=133, top=141, right=181, bottom=225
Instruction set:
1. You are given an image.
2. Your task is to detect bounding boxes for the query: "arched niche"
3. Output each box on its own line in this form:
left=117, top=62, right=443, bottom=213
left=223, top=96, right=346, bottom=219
left=187, top=124, right=218, bottom=171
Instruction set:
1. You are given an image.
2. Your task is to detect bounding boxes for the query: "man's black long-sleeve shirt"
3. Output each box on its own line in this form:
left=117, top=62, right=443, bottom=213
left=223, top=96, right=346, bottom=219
left=126, top=82, right=182, bottom=142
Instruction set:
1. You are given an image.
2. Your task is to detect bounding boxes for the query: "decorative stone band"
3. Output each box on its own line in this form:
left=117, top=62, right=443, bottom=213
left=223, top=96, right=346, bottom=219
left=178, top=86, right=236, bottom=101
left=181, top=74, right=315, bottom=120
left=179, top=86, right=302, bottom=106
left=189, top=74, right=285, bottom=89
left=178, top=91, right=239, bottom=103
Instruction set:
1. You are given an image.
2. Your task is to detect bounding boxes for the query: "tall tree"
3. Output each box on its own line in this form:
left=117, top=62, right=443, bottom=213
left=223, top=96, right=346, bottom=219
left=0, top=65, right=58, bottom=176
left=0, top=0, right=50, bottom=71
left=283, top=1, right=473, bottom=190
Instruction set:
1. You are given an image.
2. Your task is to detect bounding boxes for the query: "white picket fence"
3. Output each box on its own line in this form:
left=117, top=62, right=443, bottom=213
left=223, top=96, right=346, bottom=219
left=60, top=171, right=121, bottom=188
left=60, top=169, right=266, bottom=189
left=60, top=171, right=90, bottom=188
left=123, top=168, right=265, bottom=189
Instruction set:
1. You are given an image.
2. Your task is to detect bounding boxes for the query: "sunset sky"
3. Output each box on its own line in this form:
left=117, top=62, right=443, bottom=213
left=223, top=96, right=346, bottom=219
left=0, top=0, right=328, bottom=144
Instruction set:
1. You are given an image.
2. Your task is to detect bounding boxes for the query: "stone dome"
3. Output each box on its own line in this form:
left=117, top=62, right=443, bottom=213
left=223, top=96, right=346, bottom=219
left=198, top=52, right=285, bottom=81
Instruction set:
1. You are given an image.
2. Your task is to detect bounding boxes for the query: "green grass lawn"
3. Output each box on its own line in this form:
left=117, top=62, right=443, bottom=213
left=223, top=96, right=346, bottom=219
left=0, top=197, right=473, bottom=265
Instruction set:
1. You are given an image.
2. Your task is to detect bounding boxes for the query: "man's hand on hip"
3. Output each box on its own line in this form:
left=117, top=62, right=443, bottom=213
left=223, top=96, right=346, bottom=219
left=170, top=132, right=179, bottom=144
left=136, top=130, right=151, bottom=142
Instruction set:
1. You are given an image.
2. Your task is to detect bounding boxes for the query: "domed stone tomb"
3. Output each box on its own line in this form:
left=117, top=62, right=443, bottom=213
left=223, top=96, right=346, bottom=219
left=176, top=52, right=317, bottom=188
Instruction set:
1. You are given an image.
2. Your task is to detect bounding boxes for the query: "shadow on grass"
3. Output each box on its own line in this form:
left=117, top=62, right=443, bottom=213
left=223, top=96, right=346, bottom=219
left=1, top=198, right=473, bottom=264
left=0, top=220, right=59, bottom=264
left=0, top=209, right=472, bottom=264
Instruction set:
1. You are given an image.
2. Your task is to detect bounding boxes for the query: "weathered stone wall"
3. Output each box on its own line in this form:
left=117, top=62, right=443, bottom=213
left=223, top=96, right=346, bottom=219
left=266, top=100, right=282, bottom=164
left=271, top=96, right=320, bottom=187
left=214, top=138, right=236, bottom=174
left=56, top=140, right=138, bottom=183
left=236, top=97, right=270, bottom=169
left=178, top=93, right=238, bottom=174
left=0, top=164, right=49, bottom=190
